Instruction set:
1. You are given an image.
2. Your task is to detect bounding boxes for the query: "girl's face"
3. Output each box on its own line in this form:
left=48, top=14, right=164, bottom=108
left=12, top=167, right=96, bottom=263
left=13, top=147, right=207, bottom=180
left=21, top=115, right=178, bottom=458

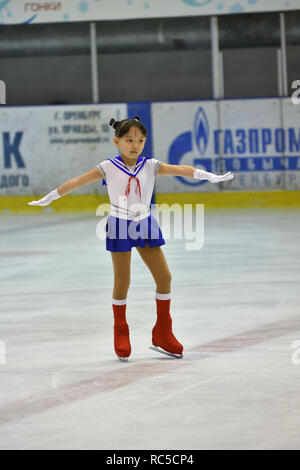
left=113, top=126, right=147, bottom=163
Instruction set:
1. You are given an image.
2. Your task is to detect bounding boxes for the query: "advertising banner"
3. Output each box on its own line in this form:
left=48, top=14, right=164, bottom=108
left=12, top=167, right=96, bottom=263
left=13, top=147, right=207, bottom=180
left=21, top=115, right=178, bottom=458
left=152, top=98, right=300, bottom=192
left=0, top=103, right=127, bottom=195
left=0, top=0, right=299, bottom=26
left=282, top=99, right=300, bottom=190
left=1, top=98, right=300, bottom=196
left=152, top=100, right=220, bottom=193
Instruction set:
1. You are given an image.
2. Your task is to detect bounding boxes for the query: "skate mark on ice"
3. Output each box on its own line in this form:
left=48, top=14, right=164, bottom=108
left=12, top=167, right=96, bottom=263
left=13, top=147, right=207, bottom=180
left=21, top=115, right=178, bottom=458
left=0, top=362, right=186, bottom=425
left=0, top=314, right=299, bottom=424
left=136, top=375, right=224, bottom=412
left=0, top=215, right=92, bottom=235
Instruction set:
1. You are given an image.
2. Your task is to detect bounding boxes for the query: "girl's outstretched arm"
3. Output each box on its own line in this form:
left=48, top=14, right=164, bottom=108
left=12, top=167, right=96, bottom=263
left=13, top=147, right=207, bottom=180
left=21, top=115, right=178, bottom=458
left=157, top=163, right=234, bottom=183
left=27, top=168, right=103, bottom=206
left=57, top=168, right=102, bottom=196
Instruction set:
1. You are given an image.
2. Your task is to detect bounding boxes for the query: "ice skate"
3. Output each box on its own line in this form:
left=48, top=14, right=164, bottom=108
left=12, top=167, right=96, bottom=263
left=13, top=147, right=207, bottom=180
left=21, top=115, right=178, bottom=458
left=150, top=321, right=183, bottom=359
left=149, top=345, right=183, bottom=359
left=114, top=323, right=131, bottom=361
left=118, top=356, right=129, bottom=362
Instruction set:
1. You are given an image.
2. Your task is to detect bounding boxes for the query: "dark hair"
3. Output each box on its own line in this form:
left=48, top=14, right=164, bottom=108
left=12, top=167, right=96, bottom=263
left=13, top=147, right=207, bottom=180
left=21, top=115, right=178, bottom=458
left=109, top=115, right=147, bottom=138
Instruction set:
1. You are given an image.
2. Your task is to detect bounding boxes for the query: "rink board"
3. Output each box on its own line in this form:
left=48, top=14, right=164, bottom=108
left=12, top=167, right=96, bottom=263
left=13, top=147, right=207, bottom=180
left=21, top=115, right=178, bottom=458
left=0, top=98, right=300, bottom=209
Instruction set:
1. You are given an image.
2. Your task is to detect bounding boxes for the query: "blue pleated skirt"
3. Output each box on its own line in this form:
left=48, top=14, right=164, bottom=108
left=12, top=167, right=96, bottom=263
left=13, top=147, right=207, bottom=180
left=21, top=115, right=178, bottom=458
left=106, top=214, right=166, bottom=252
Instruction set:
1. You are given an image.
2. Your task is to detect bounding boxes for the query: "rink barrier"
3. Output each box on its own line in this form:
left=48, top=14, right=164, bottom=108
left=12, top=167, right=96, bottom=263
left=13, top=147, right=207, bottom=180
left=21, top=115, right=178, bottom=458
left=155, top=190, right=300, bottom=208
left=1, top=190, right=300, bottom=212
left=0, top=194, right=110, bottom=212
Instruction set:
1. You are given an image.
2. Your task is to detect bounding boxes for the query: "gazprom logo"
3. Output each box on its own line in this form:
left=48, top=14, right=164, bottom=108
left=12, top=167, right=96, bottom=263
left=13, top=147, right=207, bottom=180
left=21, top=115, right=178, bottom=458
left=194, top=107, right=209, bottom=155
left=168, top=106, right=212, bottom=185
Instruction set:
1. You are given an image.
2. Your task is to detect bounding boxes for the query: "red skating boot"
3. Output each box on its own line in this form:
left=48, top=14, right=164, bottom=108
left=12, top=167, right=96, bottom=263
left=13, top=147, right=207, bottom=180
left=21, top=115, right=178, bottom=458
left=150, top=295, right=183, bottom=359
left=112, top=300, right=131, bottom=361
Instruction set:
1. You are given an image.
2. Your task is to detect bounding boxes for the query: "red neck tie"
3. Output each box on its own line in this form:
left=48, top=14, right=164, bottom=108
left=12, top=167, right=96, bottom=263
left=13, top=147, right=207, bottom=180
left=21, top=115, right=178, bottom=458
left=125, top=175, right=141, bottom=201
left=125, top=176, right=142, bottom=222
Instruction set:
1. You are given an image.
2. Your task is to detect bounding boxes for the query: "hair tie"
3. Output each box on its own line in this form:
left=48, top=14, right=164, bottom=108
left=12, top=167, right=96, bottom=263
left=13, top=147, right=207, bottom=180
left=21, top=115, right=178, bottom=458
left=133, top=115, right=140, bottom=122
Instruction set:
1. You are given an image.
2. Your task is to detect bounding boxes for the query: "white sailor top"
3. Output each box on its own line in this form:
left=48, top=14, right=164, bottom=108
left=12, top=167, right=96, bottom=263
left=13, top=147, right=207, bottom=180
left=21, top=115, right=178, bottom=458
left=95, top=155, right=162, bottom=221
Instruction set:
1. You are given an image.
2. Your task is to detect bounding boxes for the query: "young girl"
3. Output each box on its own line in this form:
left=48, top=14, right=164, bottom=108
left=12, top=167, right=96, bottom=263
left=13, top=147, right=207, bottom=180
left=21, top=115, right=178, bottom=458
left=28, top=116, right=233, bottom=361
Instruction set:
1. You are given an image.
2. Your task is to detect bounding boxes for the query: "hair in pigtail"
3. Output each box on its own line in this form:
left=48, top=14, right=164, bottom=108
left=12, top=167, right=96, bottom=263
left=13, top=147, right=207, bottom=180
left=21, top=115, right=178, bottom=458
left=109, top=118, right=121, bottom=130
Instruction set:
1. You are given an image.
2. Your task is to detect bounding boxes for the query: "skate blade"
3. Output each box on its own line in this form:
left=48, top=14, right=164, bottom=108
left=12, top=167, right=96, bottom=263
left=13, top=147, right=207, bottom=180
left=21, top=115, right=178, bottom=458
left=117, top=356, right=129, bottom=362
left=149, top=345, right=183, bottom=359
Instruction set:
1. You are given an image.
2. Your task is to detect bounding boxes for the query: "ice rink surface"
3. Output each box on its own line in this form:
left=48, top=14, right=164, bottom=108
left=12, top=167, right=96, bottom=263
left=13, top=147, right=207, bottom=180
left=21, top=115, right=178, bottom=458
left=0, top=207, right=300, bottom=450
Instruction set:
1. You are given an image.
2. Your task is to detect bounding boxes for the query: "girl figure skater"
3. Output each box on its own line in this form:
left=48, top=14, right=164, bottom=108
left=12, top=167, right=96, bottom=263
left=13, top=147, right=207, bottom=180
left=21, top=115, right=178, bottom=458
left=28, top=116, right=233, bottom=361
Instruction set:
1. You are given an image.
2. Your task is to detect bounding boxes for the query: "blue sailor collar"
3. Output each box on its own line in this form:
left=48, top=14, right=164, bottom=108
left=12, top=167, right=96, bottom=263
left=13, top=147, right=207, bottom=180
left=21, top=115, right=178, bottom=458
left=115, top=155, right=143, bottom=168
left=102, top=155, right=149, bottom=186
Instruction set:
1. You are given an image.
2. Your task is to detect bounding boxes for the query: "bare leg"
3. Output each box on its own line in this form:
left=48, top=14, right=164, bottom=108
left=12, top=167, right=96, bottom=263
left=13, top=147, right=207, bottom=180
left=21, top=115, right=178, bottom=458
left=110, top=251, right=132, bottom=299
left=110, top=251, right=132, bottom=360
left=136, top=245, right=182, bottom=357
left=135, top=245, right=172, bottom=294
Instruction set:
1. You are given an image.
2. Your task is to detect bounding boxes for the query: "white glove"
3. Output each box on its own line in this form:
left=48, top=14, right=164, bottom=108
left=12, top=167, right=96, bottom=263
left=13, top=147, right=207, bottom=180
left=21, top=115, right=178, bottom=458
left=27, top=189, right=61, bottom=207
left=193, top=169, right=234, bottom=184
